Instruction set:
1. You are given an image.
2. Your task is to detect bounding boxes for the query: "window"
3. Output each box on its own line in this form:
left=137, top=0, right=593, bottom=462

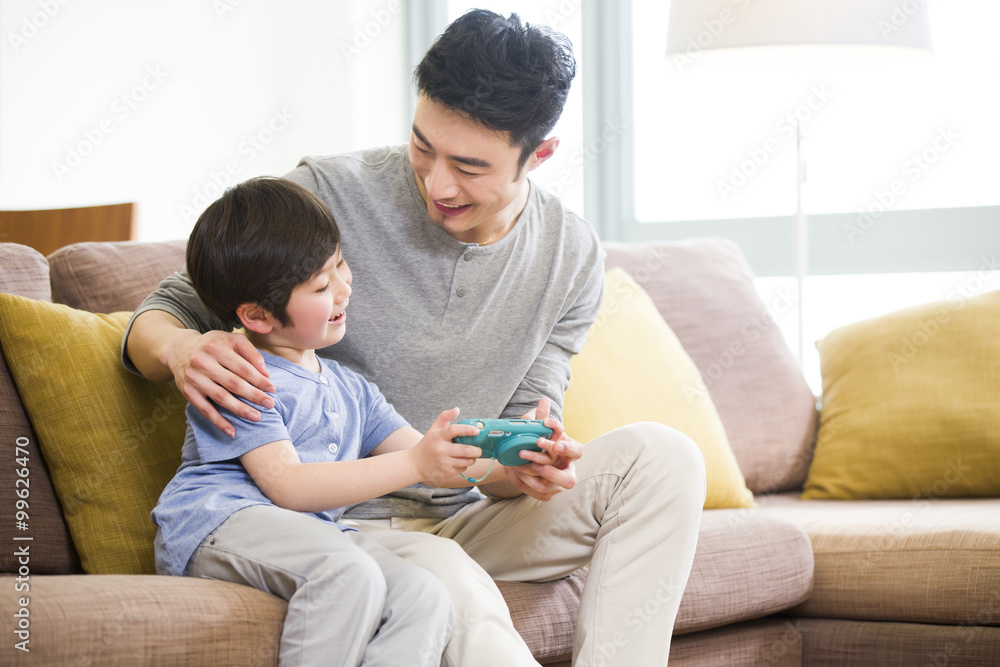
left=632, top=0, right=1000, bottom=222
left=625, top=0, right=1000, bottom=389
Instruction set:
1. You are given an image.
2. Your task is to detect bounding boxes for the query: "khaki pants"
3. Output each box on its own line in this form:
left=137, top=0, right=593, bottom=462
left=355, top=422, right=707, bottom=667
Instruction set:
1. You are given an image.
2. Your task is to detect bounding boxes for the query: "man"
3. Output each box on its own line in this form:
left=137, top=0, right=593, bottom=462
left=125, top=10, right=705, bottom=666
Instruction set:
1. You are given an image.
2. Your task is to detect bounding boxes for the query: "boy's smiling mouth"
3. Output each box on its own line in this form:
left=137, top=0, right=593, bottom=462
left=329, top=309, right=347, bottom=325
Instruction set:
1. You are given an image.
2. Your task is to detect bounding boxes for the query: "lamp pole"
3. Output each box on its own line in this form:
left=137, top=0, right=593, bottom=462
left=794, top=121, right=807, bottom=366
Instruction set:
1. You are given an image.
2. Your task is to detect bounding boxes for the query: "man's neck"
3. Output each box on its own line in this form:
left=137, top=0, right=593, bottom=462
left=455, top=181, right=531, bottom=246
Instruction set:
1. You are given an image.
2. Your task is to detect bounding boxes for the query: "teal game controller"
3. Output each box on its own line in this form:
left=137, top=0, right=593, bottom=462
left=453, top=419, right=553, bottom=466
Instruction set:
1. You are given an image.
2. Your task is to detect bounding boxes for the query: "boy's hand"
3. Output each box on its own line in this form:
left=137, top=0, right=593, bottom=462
left=409, top=408, right=482, bottom=486
left=166, top=329, right=276, bottom=437
left=506, top=398, right=581, bottom=501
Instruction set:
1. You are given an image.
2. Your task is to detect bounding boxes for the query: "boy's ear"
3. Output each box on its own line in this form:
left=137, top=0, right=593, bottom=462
left=236, top=303, right=275, bottom=334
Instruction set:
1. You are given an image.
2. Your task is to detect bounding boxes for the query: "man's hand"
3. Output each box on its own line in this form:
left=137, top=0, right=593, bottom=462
left=504, top=397, right=581, bottom=501
left=408, top=408, right=481, bottom=485
left=165, top=328, right=276, bottom=437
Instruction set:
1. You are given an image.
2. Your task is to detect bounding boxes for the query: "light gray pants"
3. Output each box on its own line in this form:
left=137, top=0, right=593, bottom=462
left=186, top=504, right=452, bottom=667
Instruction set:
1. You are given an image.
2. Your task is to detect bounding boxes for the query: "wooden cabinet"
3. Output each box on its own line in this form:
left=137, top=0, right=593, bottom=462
left=0, top=203, right=134, bottom=258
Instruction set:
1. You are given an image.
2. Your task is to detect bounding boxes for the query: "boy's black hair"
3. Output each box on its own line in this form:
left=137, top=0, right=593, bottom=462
left=186, top=177, right=340, bottom=331
left=414, top=9, right=576, bottom=172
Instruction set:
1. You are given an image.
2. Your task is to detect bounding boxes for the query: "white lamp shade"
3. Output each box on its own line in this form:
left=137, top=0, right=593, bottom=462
left=666, top=0, right=934, bottom=66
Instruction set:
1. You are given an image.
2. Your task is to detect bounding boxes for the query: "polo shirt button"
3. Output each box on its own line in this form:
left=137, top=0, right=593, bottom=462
left=456, top=288, right=466, bottom=297
left=328, top=443, right=339, bottom=455
left=464, top=252, right=473, bottom=261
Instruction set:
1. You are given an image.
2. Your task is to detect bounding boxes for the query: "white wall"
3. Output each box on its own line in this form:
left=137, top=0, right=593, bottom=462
left=0, top=0, right=411, bottom=241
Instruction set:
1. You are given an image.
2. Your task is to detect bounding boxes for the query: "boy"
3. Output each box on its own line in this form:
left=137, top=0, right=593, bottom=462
left=151, top=176, right=512, bottom=666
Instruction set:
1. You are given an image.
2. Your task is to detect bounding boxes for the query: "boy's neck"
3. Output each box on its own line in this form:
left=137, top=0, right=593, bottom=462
left=245, top=331, right=321, bottom=374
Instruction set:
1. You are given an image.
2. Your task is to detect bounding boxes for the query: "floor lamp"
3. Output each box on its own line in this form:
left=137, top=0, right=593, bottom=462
left=664, top=0, right=934, bottom=365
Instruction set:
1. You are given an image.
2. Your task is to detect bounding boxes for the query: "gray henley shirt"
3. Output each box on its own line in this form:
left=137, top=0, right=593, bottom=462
left=123, top=145, right=605, bottom=519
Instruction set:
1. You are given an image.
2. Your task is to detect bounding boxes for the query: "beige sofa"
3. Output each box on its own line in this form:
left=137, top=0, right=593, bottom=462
left=0, top=238, right=997, bottom=666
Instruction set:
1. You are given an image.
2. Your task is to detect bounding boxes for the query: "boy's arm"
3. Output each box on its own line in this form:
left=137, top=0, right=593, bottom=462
left=372, top=425, right=508, bottom=489
left=240, top=409, right=482, bottom=513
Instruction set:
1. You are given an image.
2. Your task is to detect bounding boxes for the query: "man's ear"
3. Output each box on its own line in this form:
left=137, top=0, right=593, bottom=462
left=236, top=303, right=275, bottom=334
left=526, top=136, right=560, bottom=172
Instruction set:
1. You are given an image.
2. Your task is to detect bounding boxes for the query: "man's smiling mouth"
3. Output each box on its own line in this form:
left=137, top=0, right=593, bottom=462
left=434, top=200, right=473, bottom=216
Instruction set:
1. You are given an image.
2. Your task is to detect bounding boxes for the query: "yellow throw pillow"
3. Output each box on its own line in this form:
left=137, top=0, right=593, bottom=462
left=563, top=268, right=754, bottom=509
left=0, top=294, right=185, bottom=574
left=804, top=290, right=1000, bottom=500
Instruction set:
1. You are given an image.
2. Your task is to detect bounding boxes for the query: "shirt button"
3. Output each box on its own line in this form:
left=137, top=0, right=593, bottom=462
left=464, top=252, right=473, bottom=262
left=456, top=288, right=466, bottom=297
left=320, top=377, right=328, bottom=385
left=328, top=443, right=339, bottom=455
left=330, top=412, right=340, bottom=420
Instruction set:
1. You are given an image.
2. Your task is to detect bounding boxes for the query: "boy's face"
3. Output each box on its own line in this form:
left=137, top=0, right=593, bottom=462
left=269, top=250, right=353, bottom=351
left=408, top=95, right=548, bottom=244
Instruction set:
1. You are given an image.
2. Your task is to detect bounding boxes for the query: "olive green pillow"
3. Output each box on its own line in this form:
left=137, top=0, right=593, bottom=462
left=0, top=294, right=184, bottom=574
left=805, top=290, right=1000, bottom=499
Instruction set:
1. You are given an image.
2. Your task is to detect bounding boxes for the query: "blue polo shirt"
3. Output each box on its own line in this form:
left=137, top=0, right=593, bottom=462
left=151, top=350, right=409, bottom=577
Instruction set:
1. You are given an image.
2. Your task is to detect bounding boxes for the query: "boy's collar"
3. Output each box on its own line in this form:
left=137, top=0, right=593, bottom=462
left=257, top=348, right=328, bottom=384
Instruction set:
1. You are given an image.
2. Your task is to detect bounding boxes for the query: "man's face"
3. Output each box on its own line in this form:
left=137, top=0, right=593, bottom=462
left=408, top=95, right=535, bottom=244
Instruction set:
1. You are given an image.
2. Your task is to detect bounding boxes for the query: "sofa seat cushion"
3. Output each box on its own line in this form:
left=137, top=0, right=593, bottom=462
left=499, top=510, right=813, bottom=659
left=757, top=493, right=1000, bottom=626
left=795, top=618, right=1000, bottom=667
left=670, top=618, right=804, bottom=667
left=0, top=574, right=285, bottom=666
left=675, top=510, right=814, bottom=634
left=499, top=569, right=586, bottom=663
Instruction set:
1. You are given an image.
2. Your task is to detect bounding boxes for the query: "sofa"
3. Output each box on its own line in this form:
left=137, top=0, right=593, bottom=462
left=1, top=237, right=997, bottom=666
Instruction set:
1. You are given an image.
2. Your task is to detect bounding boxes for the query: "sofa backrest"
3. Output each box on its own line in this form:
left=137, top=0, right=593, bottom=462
left=0, top=236, right=818, bottom=576
left=49, top=240, right=188, bottom=312
left=0, top=243, right=81, bottom=574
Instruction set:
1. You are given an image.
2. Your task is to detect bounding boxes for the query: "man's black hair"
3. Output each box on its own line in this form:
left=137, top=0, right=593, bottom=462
left=186, top=177, right=340, bottom=330
left=414, top=9, right=577, bottom=172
